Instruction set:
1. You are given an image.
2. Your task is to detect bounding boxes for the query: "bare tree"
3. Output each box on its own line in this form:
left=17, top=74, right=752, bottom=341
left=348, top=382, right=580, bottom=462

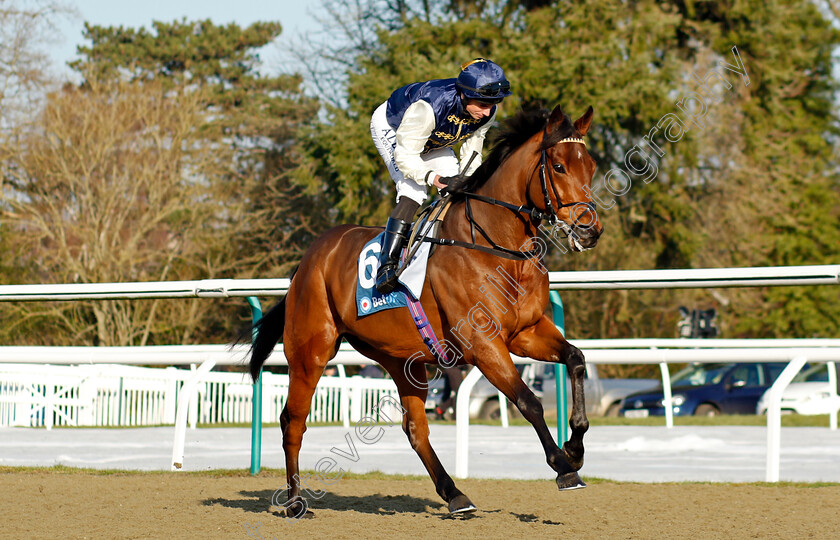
left=276, top=0, right=451, bottom=107
left=0, top=0, right=75, bottom=130
left=0, top=76, right=239, bottom=346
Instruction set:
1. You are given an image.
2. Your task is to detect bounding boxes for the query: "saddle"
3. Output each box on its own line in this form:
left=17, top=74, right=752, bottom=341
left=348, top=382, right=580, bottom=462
left=400, top=197, right=453, bottom=274
left=354, top=197, right=455, bottom=364
left=355, top=197, right=451, bottom=317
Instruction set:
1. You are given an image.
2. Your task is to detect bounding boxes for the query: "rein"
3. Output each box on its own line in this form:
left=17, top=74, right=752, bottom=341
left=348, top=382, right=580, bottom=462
left=423, top=136, right=594, bottom=260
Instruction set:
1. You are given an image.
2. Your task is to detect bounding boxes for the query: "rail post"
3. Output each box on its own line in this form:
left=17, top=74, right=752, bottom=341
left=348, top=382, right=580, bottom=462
left=549, top=291, right=569, bottom=444
left=247, top=296, right=263, bottom=475
left=765, top=355, right=808, bottom=482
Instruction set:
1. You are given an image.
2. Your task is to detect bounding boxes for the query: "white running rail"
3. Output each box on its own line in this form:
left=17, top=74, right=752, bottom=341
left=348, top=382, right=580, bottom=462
left=454, top=345, right=840, bottom=480
left=2, top=264, right=839, bottom=479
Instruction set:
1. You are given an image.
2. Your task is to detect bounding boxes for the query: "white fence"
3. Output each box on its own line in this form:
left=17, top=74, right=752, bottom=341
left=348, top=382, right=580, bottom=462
left=0, top=364, right=179, bottom=429
left=3, top=340, right=839, bottom=481
left=1, top=265, right=838, bottom=301
left=0, top=360, right=400, bottom=430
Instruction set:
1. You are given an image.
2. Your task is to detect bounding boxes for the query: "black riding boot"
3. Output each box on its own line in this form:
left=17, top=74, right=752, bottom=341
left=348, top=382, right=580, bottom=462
left=375, top=217, right=411, bottom=294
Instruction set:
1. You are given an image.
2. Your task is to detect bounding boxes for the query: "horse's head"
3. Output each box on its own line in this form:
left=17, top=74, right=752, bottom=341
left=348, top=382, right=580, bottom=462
left=537, top=104, right=603, bottom=251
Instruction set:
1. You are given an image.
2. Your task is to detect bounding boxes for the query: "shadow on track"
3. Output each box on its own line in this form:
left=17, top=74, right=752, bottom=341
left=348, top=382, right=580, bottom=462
left=204, top=489, right=442, bottom=517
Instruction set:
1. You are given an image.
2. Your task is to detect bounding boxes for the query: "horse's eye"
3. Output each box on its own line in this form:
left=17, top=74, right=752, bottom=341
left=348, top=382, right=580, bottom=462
left=553, top=163, right=566, bottom=174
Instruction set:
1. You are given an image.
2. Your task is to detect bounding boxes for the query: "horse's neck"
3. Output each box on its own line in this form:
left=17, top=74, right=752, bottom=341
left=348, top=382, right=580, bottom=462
left=463, top=140, right=541, bottom=241
left=433, top=140, right=548, bottom=297
left=480, top=137, right=541, bottom=208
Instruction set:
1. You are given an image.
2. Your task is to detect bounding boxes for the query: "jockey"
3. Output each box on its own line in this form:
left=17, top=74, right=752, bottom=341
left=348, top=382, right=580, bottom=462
left=370, top=58, right=513, bottom=294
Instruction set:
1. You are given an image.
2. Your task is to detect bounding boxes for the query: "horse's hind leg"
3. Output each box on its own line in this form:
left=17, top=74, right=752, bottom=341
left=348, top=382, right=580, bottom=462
left=278, top=334, right=338, bottom=519
left=380, top=356, right=476, bottom=513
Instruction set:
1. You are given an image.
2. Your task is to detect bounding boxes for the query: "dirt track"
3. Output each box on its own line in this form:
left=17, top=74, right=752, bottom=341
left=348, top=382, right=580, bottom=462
left=2, top=469, right=839, bottom=539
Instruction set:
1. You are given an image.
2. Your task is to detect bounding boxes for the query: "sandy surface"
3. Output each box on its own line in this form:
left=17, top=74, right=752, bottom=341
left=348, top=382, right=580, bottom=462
left=2, top=469, right=839, bottom=539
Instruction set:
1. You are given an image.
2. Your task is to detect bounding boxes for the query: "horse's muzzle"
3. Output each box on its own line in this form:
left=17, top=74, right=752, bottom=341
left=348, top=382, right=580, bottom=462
left=569, top=224, right=603, bottom=251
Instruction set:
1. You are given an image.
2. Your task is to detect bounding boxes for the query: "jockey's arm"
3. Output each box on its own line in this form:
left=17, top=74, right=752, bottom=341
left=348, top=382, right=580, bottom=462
left=458, top=109, right=496, bottom=176
left=394, top=100, right=439, bottom=187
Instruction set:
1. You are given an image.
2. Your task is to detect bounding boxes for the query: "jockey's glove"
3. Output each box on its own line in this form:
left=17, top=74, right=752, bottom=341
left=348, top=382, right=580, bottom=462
left=439, top=175, right=468, bottom=195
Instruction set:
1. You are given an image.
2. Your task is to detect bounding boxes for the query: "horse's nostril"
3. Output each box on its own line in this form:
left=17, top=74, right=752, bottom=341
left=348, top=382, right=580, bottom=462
left=586, top=225, right=604, bottom=240
left=574, top=224, right=602, bottom=239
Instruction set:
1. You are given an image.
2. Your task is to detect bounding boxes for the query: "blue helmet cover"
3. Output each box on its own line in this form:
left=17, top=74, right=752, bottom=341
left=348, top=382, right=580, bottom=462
left=456, top=58, right=512, bottom=102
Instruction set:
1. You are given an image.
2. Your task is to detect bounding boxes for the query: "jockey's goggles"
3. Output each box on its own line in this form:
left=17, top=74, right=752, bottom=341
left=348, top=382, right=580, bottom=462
left=468, top=81, right=511, bottom=98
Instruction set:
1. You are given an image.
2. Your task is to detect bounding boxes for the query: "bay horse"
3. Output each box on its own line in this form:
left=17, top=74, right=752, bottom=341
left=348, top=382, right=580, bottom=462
left=249, top=104, right=603, bottom=518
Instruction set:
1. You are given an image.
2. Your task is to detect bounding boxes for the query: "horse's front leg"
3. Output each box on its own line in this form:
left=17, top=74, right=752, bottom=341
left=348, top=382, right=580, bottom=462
left=509, top=315, right=589, bottom=488
left=471, top=340, right=584, bottom=490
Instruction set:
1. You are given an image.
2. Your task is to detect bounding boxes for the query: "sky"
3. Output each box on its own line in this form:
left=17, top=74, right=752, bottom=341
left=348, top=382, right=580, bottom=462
left=49, top=0, right=323, bottom=79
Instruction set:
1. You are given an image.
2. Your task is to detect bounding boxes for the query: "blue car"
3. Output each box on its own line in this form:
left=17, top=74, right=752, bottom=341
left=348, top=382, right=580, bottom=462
left=619, top=362, right=787, bottom=417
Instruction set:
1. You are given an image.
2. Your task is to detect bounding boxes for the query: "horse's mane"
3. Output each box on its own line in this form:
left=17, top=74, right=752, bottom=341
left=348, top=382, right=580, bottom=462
left=460, top=105, right=578, bottom=193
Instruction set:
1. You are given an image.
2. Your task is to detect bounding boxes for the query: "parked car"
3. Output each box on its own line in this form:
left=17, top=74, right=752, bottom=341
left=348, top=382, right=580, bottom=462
left=425, top=363, right=658, bottom=420
left=537, top=363, right=659, bottom=417
left=424, top=364, right=531, bottom=420
left=619, top=362, right=787, bottom=417
left=756, top=363, right=840, bottom=415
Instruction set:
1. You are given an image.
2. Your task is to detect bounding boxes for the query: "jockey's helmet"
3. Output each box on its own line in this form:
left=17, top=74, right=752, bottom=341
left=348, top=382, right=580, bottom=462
left=456, top=58, right=512, bottom=103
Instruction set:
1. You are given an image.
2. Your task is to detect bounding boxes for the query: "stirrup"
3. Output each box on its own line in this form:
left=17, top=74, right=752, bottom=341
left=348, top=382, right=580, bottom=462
left=375, top=265, right=399, bottom=294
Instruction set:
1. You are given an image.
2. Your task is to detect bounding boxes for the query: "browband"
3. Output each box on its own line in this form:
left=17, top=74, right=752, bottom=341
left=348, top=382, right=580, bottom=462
left=557, top=137, right=587, bottom=146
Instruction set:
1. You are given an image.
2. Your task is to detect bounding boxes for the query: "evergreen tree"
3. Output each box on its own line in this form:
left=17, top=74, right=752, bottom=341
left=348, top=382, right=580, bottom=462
left=294, top=0, right=840, bottom=367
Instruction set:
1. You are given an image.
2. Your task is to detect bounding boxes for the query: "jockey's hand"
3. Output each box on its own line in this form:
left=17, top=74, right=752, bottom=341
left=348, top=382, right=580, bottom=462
left=438, top=174, right=467, bottom=195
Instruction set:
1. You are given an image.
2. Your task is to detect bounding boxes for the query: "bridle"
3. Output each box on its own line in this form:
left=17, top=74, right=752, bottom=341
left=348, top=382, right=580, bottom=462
left=538, top=136, right=595, bottom=226
left=531, top=134, right=597, bottom=249
left=417, top=134, right=597, bottom=260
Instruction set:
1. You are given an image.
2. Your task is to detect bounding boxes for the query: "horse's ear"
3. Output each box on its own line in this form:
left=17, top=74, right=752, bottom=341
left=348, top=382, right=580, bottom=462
left=547, top=104, right=566, bottom=131
left=574, top=106, right=594, bottom=136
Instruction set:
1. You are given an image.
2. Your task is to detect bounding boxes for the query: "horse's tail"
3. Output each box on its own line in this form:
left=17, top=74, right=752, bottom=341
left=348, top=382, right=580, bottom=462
left=248, top=265, right=300, bottom=382
left=249, top=295, right=287, bottom=383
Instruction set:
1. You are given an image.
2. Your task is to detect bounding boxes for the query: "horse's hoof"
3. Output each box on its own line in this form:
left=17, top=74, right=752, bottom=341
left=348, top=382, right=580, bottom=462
left=448, top=494, right=477, bottom=514
left=285, top=508, right=315, bottom=520
left=556, top=471, right=587, bottom=491
left=283, top=500, right=316, bottom=520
